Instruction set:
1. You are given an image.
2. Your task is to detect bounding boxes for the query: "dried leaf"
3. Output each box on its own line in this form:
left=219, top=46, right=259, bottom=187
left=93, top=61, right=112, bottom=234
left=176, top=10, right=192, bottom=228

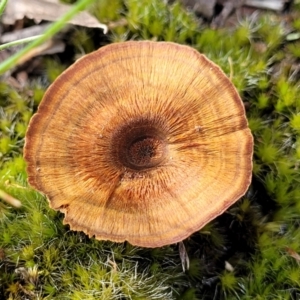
left=3, top=0, right=107, bottom=33
left=179, top=242, right=190, bottom=272
left=286, top=247, right=300, bottom=262
left=16, top=39, right=65, bottom=66
left=245, top=0, right=289, bottom=11
left=179, top=0, right=217, bottom=18
left=1, top=24, right=50, bottom=43
left=225, top=261, right=234, bottom=272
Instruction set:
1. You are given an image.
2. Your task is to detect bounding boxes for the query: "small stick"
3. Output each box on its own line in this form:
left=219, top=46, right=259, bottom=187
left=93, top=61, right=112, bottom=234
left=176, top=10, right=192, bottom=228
left=179, top=241, right=190, bottom=272
left=228, top=56, right=234, bottom=82
left=0, top=189, right=22, bottom=208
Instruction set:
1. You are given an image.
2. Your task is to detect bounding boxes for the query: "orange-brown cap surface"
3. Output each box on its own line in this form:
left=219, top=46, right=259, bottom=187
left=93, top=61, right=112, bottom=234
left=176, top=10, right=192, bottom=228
left=24, top=41, right=253, bottom=248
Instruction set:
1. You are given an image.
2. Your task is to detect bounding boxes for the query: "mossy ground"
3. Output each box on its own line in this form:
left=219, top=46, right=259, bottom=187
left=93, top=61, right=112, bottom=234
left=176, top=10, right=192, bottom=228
left=1, top=0, right=300, bottom=299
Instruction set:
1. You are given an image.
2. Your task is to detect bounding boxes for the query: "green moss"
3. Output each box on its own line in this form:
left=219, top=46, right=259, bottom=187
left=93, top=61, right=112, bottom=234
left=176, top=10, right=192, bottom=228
left=92, top=0, right=123, bottom=22
left=44, top=58, right=67, bottom=83
left=1, top=1, right=300, bottom=299
left=287, top=41, right=300, bottom=58
left=220, top=271, right=238, bottom=293
left=256, top=15, right=284, bottom=51
left=275, top=77, right=298, bottom=111
left=32, top=84, right=45, bottom=106
left=290, top=114, right=300, bottom=131
left=71, top=28, right=96, bottom=54
left=179, top=288, right=199, bottom=300
left=256, top=93, right=270, bottom=109
left=125, top=0, right=198, bottom=42
left=257, top=143, right=279, bottom=164
left=0, top=135, right=12, bottom=155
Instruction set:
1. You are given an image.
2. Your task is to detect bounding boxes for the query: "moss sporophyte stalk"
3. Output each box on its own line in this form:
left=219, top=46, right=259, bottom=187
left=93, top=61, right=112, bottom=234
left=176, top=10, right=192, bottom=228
left=1, top=0, right=300, bottom=299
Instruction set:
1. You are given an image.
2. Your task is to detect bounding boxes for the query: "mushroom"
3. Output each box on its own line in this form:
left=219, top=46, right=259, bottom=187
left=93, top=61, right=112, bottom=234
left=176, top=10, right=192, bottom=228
left=24, top=41, right=253, bottom=248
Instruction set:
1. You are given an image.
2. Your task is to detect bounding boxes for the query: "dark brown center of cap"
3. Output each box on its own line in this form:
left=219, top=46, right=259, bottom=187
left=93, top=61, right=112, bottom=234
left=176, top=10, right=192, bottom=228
left=111, top=119, right=167, bottom=170
left=127, top=136, right=165, bottom=169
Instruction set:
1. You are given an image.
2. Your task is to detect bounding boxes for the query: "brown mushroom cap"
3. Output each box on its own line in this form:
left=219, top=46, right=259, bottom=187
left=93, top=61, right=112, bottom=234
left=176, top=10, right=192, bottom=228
left=24, top=41, right=253, bottom=247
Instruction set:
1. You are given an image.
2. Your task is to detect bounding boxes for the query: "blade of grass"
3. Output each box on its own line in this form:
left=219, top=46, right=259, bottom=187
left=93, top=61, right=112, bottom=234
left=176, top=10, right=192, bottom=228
left=0, top=0, right=103, bottom=75
left=0, top=0, right=8, bottom=16
left=0, top=35, right=43, bottom=51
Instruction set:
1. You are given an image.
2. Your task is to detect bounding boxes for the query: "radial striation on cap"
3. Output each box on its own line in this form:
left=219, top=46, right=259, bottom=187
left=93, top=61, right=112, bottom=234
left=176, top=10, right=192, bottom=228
left=24, top=41, right=253, bottom=247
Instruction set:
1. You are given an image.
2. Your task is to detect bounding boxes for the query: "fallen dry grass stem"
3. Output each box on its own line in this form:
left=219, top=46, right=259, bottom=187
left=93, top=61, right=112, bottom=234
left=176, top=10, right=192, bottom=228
left=0, top=188, right=22, bottom=208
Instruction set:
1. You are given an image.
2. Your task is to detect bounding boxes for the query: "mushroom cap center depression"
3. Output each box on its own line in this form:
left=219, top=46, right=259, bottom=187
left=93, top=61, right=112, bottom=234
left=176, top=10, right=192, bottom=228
left=112, top=120, right=167, bottom=170
left=127, top=136, right=165, bottom=168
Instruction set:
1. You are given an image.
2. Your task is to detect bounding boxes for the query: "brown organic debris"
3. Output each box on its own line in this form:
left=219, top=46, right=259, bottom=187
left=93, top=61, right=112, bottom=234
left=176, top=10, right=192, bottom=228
left=180, top=0, right=292, bottom=28
left=0, top=189, right=22, bottom=208
left=15, top=39, right=65, bottom=67
left=286, top=247, right=300, bottom=262
left=24, top=41, right=253, bottom=247
left=3, top=0, right=107, bottom=33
